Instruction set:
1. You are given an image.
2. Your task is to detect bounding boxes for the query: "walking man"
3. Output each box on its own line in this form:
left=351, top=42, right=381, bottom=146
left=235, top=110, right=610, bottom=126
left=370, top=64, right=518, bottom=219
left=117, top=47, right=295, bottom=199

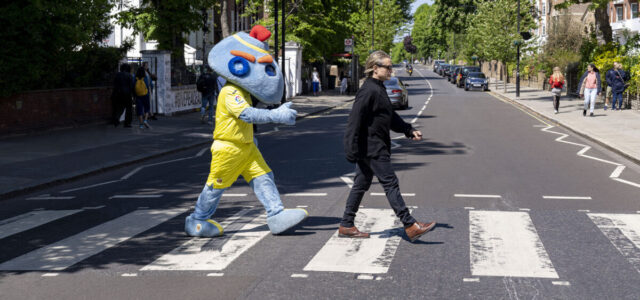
left=341, top=50, right=435, bottom=242
left=111, top=63, right=134, bottom=128
left=197, top=67, right=219, bottom=125
left=609, top=62, right=630, bottom=111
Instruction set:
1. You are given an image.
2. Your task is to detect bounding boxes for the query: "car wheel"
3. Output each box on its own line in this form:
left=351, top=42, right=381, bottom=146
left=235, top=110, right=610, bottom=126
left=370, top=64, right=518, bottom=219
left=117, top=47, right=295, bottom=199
left=464, top=85, right=469, bottom=91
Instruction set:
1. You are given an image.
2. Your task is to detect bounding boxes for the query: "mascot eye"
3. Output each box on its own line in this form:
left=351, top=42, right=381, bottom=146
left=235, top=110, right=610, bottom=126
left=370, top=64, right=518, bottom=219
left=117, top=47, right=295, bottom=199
left=228, top=56, right=250, bottom=77
left=265, top=65, right=276, bottom=76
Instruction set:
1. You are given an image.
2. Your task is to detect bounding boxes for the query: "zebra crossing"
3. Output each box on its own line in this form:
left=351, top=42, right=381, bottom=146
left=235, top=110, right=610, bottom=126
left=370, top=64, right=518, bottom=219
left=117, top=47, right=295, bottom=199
left=1, top=206, right=640, bottom=283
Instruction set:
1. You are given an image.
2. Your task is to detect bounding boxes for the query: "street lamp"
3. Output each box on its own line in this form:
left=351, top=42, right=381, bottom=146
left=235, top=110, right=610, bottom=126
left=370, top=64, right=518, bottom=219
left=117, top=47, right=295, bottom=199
left=372, top=0, right=375, bottom=50
left=516, top=0, right=521, bottom=98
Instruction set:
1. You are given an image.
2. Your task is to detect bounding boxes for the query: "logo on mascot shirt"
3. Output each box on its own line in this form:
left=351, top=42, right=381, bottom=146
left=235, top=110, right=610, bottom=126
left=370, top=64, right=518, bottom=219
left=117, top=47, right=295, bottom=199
left=234, top=95, right=244, bottom=105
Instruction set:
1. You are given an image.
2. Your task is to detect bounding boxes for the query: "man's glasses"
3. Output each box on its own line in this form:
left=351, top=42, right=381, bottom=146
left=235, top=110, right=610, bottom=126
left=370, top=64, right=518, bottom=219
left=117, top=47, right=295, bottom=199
left=376, top=64, right=393, bottom=71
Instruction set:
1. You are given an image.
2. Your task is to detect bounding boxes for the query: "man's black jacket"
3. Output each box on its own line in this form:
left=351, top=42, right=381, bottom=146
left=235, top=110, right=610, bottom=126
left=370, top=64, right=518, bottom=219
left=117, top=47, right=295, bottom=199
left=344, top=77, right=415, bottom=162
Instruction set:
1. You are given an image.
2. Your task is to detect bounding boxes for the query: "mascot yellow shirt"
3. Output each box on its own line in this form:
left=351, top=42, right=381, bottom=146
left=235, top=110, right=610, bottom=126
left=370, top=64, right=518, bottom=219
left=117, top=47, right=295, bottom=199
left=214, top=82, right=253, bottom=143
left=207, top=82, right=271, bottom=189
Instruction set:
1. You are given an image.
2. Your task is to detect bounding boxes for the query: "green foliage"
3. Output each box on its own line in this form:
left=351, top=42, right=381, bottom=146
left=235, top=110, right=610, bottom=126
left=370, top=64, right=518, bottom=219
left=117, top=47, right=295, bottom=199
left=391, top=42, right=411, bottom=63
left=0, top=0, right=122, bottom=96
left=412, top=3, right=447, bottom=59
left=350, top=0, right=408, bottom=61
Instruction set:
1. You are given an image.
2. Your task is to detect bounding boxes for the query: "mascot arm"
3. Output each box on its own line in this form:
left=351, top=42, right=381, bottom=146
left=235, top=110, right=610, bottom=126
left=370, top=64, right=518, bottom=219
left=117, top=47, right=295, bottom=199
left=238, top=102, right=297, bottom=125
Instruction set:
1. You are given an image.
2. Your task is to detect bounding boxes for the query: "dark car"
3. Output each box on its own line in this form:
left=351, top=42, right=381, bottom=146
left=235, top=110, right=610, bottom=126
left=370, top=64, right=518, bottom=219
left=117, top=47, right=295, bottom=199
left=464, top=72, right=489, bottom=91
left=384, top=76, right=409, bottom=109
left=450, top=66, right=463, bottom=84
left=438, top=63, right=450, bottom=76
left=457, top=66, right=481, bottom=88
left=445, top=65, right=460, bottom=80
left=433, top=60, right=445, bottom=72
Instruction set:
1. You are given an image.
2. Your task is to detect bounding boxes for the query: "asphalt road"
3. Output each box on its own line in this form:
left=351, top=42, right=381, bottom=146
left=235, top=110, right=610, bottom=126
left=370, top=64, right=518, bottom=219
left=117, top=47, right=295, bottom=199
left=2, top=65, right=640, bottom=299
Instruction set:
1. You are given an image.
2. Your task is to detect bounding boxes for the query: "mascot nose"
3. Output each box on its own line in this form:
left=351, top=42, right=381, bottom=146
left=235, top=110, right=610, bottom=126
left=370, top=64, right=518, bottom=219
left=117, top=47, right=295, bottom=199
left=228, top=56, right=250, bottom=77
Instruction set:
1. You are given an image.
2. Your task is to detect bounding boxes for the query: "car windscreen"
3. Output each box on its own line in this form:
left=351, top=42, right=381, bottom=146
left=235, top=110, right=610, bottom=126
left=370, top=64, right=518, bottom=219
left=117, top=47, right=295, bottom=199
left=384, top=78, right=398, bottom=86
left=468, top=72, right=486, bottom=78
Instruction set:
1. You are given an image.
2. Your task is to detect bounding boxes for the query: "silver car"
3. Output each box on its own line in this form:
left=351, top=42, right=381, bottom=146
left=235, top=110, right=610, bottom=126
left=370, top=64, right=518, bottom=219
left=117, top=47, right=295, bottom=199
left=384, top=77, right=408, bottom=109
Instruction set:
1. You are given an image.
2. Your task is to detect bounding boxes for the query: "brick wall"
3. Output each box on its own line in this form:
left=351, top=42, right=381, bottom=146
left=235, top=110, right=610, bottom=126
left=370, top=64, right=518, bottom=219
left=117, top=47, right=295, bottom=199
left=0, top=87, right=113, bottom=135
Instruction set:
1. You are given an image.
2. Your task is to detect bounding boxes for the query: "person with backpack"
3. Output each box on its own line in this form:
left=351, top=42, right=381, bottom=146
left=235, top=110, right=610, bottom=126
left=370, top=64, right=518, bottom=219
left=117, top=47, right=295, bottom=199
left=197, top=67, right=219, bottom=125
left=577, top=64, right=601, bottom=117
left=607, top=62, right=631, bottom=111
left=548, top=67, right=565, bottom=114
left=111, top=63, right=134, bottom=128
left=134, top=67, right=152, bottom=129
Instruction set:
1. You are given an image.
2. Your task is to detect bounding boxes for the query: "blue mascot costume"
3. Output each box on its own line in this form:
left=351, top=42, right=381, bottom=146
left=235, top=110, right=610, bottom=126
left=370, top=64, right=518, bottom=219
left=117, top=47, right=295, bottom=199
left=185, top=25, right=308, bottom=237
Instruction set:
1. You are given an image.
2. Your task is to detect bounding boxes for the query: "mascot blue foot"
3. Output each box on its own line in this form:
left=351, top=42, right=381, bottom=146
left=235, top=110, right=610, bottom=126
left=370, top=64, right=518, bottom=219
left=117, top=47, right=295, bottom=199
left=267, top=208, right=308, bottom=234
left=185, top=215, right=224, bottom=237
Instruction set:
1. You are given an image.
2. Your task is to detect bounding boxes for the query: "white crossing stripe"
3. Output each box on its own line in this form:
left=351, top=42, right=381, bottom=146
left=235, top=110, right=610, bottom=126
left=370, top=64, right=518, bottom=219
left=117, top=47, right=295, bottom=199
left=303, top=208, right=406, bottom=274
left=26, top=196, right=75, bottom=200
left=109, top=194, right=163, bottom=199
left=222, top=194, right=248, bottom=197
left=291, top=273, right=309, bottom=278
left=207, top=273, right=224, bottom=277
left=0, top=208, right=188, bottom=271
left=142, top=210, right=269, bottom=271
left=370, top=193, right=415, bottom=197
left=284, top=193, right=327, bottom=197
left=543, top=196, right=592, bottom=200
left=455, top=194, right=501, bottom=198
left=469, top=210, right=559, bottom=278
left=588, top=213, right=640, bottom=274
left=0, top=210, right=82, bottom=240
left=463, top=278, right=479, bottom=282
left=357, top=274, right=375, bottom=280
left=41, top=273, right=59, bottom=277
left=552, top=281, right=571, bottom=286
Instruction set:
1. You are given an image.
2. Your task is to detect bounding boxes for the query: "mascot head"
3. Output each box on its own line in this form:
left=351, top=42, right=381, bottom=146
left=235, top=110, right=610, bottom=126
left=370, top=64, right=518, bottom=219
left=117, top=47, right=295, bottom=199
left=208, top=25, right=283, bottom=104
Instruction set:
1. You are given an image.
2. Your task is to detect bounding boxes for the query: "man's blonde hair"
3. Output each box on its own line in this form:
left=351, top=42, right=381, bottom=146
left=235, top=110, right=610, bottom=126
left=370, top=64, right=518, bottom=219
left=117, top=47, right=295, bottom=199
left=364, top=50, right=391, bottom=77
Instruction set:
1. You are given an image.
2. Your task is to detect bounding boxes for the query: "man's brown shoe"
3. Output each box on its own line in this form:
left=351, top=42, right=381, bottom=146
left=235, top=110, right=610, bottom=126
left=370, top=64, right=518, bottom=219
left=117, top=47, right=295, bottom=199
left=338, top=226, right=370, bottom=238
left=405, top=221, right=436, bottom=242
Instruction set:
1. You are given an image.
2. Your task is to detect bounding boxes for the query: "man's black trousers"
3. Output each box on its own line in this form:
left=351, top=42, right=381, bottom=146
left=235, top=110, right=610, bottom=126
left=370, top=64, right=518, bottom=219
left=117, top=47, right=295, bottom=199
left=340, top=155, right=416, bottom=228
left=112, top=96, right=133, bottom=126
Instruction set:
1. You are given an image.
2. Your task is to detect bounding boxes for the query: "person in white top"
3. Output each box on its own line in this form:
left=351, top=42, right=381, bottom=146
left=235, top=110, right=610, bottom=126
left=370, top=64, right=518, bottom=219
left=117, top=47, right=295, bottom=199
left=312, top=68, right=320, bottom=96
left=340, top=75, right=348, bottom=95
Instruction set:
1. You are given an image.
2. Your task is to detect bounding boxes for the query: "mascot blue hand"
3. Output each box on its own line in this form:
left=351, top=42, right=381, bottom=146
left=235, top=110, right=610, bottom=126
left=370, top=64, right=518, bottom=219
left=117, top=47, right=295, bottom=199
left=239, top=102, right=297, bottom=125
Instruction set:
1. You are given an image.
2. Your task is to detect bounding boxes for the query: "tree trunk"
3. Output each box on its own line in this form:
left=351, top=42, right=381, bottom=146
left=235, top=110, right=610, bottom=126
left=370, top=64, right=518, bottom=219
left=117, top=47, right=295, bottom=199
left=220, top=0, right=231, bottom=38
left=594, top=6, right=612, bottom=44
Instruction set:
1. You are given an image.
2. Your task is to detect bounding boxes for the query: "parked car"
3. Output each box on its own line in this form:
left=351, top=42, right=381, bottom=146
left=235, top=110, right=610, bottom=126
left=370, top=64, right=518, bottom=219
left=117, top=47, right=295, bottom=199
left=433, top=60, right=445, bottom=72
left=458, top=66, right=481, bottom=88
left=384, top=77, right=409, bottom=109
left=464, top=72, right=489, bottom=91
left=445, top=65, right=460, bottom=80
left=451, top=67, right=463, bottom=84
left=438, top=63, right=449, bottom=76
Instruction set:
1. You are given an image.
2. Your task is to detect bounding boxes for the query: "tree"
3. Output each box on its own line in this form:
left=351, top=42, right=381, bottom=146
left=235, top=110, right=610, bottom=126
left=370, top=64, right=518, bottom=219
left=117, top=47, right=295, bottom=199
left=412, top=3, right=447, bottom=59
left=555, top=0, right=612, bottom=44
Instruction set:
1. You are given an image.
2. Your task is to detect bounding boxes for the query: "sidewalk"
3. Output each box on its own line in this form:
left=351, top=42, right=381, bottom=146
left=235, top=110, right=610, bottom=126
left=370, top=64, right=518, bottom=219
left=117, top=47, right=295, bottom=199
left=0, top=93, right=354, bottom=199
left=488, top=80, right=640, bottom=164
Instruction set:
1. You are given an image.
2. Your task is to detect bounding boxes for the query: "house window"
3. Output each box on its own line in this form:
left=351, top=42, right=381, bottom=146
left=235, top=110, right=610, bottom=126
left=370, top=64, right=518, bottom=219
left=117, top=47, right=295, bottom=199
left=632, top=3, right=638, bottom=19
left=616, top=5, right=624, bottom=21
left=542, top=24, right=546, bottom=36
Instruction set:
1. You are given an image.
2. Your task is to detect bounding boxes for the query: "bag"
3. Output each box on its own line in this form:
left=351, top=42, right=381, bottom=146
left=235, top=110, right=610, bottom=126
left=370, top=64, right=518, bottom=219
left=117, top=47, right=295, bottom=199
left=135, top=77, right=148, bottom=96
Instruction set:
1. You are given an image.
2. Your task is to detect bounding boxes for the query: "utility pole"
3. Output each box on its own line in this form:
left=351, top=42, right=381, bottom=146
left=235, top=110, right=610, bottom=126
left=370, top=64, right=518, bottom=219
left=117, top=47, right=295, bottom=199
left=274, top=0, right=278, bottom=64
left=516, top=0, right=521, bottom=98
left=281, top=0, right=286, bottom=102
left=371, top=0, right=375, bottom=50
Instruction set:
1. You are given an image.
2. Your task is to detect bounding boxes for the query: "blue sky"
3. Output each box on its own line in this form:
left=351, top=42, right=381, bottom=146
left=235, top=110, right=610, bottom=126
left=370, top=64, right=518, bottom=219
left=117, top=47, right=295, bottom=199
left=411, top=0, right=434, bottom=14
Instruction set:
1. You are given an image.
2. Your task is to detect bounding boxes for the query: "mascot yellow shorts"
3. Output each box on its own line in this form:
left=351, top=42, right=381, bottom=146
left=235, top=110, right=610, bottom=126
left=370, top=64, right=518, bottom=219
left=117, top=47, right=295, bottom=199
left=206, top=140, right=271, bottom=189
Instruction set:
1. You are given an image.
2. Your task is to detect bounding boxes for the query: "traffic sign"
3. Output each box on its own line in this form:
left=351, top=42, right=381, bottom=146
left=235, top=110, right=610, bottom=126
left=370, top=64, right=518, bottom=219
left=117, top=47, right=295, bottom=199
left=344, top=39, right=353, bottom=46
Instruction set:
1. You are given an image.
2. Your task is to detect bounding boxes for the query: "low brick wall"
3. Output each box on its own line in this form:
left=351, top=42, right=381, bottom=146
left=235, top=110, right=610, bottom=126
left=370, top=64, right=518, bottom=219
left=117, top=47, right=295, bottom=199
left=0, top=87, right=112, bottom=135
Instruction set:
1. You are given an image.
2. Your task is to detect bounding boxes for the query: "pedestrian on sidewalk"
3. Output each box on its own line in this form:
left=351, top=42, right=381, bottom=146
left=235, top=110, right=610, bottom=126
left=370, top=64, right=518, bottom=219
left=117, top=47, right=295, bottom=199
left=111, top=63, right=134, bottom=128
left=312, top=68, right=320, bottom=96
left=134, top=67, right=152, bottom=129
left=196, top=66, right=219, bottom=125
left=609, top=62, right=631, bottom=111
left=142, top=62, right=158, bottom=120
left=341, top=50, right=435, bottom=242
left=604, top=65, right=616, bottom=111
left=578, top=64, right=601, bottom=117
left=340, top=74, right=348, bottom=95
left=548, top=67, right=565, bottom=114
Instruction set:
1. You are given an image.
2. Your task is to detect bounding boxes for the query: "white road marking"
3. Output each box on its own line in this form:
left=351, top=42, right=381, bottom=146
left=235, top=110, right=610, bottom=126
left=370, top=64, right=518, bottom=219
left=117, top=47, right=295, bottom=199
left=197, top=147, right=209, bottom=157
left=543, top=196, right=592, bottom=200
left=464, top=207, right=475, bottom=210
left=552, top=281, right=571, bottom=286
left=303, top=208, right=408, bottom=274
left=588, top=213, right=640, bottom=274
left=291, top=273, right=309, bottom=278
left=60, top=180, right=121, bottom=193
left=340, top=176, right=354, bottom=189
left=120, top=149, right=205, bottom=180
left=81, top=205, right=106, bottom=210
left=121, top=273, right=137, bottom=277
left=296, top=205, right=309, bottom=208
left=454, top=194, right=501, bottom=199
left=142, top=209, right=269, bottom=271
left=469, top=210, right=559, bottom=278
left=578, top=209, right=591, bottom=213
left=540, top=125, right=640, bottom=190
left=463, top=278, right=480, bottom=282
left=0, top=210, right=82, bottom=239
left=26, top=196, right=75, bottom=200
left=284, top=193, right=327, bottom=197
left=519, top=208, right=531, bottom=211
left=370, top=192, right=415, bottom=197
left=0, top=207, right=188, bottom=271
left=206, top=273, right=224, bottom=277
left=222, top=193, right=248, bottom=197
left=109, top=194, right=163, bottom=199
left=391, top=141, right=401, bottom=149
left=357, top=274, right=375, bottom=280
left=41, top=273, right=59, bottom=277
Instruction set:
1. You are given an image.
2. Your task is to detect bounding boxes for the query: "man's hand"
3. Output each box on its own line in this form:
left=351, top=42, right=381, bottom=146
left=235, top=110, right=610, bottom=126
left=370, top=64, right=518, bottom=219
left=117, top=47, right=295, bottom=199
left=411, top=130, right=422, bottom=141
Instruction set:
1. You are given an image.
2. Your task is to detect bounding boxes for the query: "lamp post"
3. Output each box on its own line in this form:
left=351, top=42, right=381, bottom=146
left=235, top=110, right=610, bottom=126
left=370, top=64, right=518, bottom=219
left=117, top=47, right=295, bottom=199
left=516, top=0, right=521, bottom=98
left=372, top=0, right=375, bottom=50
